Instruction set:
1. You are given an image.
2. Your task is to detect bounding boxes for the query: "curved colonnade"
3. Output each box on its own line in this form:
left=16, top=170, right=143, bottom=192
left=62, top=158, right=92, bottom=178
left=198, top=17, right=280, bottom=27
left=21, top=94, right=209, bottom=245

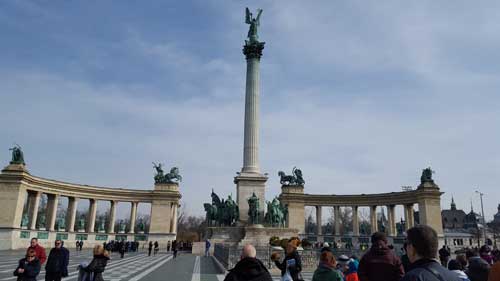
left=280, top=180, right=444, bottom=244
left=0, top=164, right=181, bottom=249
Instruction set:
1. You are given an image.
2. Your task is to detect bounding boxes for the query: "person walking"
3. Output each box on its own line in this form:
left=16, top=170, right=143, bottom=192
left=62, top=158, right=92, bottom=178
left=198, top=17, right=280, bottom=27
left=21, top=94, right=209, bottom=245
left=439, top=245, right=451, bottom=267
left=358, top=232, right=404, bottom=281
left=311, top=251, right=342, bottom=281
left=118, top=240, right=125, bottom=259
left=402, top=225, right=461, bottom=281
left=79, top=240, right=84, bottom=251
left=273, top=239, right=303, bottom=281
left=45, top=240, right=69, bottom=281
left=167, top=241, right=171, bottom=252
left=81, top=245, right=110, bottom=281
left=172, top=240, right=178, bottom=259
left=224, top=244, right=273, bottom=281
left=148, top=241, right=153, bottom=257
left=75, top=241, right=80, bottom=252
left=27, top=238, right=47, bottom=265
left=153, top=241, right=159, bottom=256
left=205, top=240, right=211, bottom=257
left=14, top=249, right=41, bottom=281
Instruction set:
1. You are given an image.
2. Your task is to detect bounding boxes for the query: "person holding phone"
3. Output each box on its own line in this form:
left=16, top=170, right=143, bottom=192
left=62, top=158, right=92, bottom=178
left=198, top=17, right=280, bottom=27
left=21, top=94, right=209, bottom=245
left=273, top=239, right=303, bottom=281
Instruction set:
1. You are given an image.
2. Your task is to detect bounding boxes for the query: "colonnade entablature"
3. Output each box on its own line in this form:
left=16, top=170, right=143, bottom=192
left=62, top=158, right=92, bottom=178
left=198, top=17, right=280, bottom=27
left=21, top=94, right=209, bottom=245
left=279, top=174, right=444, bottom=241
left=0, top=163, right=181, bottom=250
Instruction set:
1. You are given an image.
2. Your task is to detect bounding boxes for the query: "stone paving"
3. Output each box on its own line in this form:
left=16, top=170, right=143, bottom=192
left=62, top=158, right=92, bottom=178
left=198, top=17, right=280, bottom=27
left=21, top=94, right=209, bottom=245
left=0, top=250, right=316, bottom=281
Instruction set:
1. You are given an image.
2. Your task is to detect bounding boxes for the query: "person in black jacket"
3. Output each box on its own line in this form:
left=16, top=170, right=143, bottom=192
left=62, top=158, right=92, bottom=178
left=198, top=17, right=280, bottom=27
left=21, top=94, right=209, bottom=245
left=148, top=241, right=153, bottom=256
left=224, top=244, right=272, bottom=281
left=14, top=249, right=41, bottom=281
left=402, top=225, right=461, bottom=281
left=45, top=240, right=69, bottom=281
left=273, top=240, right=303, bottom=281
left=83, top=245, right=110, bottom=281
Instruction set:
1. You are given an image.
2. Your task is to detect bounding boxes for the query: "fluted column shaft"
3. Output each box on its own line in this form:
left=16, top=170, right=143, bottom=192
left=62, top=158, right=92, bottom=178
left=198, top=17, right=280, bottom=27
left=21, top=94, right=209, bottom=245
left=66, top=197, right=78, bottom=232
left=87, top=199, right=97, bottom=233
left=108, top=201, right=116, bottom=233
left=316, top=206, right=322, bottom=235
left=334, top=206, right=341, bottom=235
left=129, top=202, right=138, bottom=234
left=352, top=206, right=359, bottom=236
left=370, top=206, right=378, bottom=233
left=28, top=191, right=41, bottom=230
left=241, top=56, right=261, bottom=173
left=387, top=205, right=396, bottom=236
left=47, top=194, right=59, bottom=231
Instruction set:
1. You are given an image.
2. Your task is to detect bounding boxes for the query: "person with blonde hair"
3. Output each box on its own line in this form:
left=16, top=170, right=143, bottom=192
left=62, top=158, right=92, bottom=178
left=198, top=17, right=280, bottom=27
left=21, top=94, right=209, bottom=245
left=79, top=245, right=110, bottom=281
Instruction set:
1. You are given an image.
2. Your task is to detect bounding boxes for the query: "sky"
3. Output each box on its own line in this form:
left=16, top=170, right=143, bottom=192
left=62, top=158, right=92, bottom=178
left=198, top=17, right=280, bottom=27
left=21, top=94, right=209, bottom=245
left=1, top=1, right=500, bottom=221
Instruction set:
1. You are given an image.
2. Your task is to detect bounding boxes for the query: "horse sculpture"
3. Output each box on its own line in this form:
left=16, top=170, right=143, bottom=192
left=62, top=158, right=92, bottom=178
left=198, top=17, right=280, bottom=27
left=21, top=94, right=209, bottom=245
left=204, top=203, right=217, bottom=227
left=278, top=171, right=296, bottom=185
left=165, top=167, right=182, bottom=183
left=265, top=198, right=286, bottom=227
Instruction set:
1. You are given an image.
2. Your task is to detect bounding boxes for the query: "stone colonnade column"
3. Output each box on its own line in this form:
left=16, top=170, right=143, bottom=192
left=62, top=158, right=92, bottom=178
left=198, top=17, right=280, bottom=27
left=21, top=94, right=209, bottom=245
left=316, top=206, right=322, bottom=236
left=171, top=203, right=178, bottom=233
left=47, top=194, right=59, bottom=231
left=370, top=206, right=378, bottom=233
left=387, top=205, right=396, bottom=236
left=405, top=204, right=414, bottom=229
left=28, top=191, right=41, bottom=230
left=334, top=206, right=341, bottom=235
left=352, top=206, right=359, bottom=236
left=108, top=201, right=116, bottom=233
left=129, top=202, right=138, bottom=234
left=66, top=197, right=78, bottom=232
left=87, top=199, right=97, bottom=233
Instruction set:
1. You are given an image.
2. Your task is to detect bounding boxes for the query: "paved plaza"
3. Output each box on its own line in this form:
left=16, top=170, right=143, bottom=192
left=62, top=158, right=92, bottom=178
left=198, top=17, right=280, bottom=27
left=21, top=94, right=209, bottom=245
left=0, top=250, right=319, bottom=281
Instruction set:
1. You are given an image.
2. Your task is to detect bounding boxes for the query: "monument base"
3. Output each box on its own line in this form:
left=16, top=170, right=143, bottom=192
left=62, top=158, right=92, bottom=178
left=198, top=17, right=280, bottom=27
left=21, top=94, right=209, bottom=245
left=205, top=226, right=299, bottom=247
left=234, top=173, right=268, bottom=223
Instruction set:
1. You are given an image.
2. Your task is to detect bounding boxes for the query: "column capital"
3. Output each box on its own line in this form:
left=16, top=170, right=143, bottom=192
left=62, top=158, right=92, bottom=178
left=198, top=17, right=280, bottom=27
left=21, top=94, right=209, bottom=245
left=243, top=42, right=265, bottom=60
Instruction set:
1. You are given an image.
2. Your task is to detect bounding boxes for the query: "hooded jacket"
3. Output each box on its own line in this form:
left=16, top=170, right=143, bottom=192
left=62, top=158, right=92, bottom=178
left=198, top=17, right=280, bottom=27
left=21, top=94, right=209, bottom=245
left=312, top=263, right=343, bottom=281
left=345, top=259, right=360, bottom=281
left=358, top=242, right=404, bottom=281
left=13, top=257, right=41, bottom=281
left=223, top=257, right=272, bottom=281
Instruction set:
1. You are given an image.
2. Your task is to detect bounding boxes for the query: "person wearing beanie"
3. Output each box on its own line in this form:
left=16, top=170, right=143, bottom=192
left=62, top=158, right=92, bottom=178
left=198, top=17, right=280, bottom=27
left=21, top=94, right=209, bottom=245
left=345, top=259, right=360, bottom=281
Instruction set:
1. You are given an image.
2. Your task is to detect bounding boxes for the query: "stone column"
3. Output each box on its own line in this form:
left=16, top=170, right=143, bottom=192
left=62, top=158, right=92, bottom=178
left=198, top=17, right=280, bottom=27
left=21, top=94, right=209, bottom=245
left=28, top=191, right=41, bottom=230
left=171, top=203, right=178, bottom=233
left=108, top=201, right=116, bottom=233
left=370, top=206, right=378, bottom=233
left=129, top=202, right=138, bottom=234
left=241, top=41, right=265, bottom=174
left=66, top=197, right=78, bottom=232
left=352, top=206, right=359, bottom=236
left=316, top=206, right=322, bottom=236
left=86, top=199, right=97, bottom=233
left=387, top=205, right=396, bottom=236
left=47, top=194, right=59, bottom=231
left=334, top=206, right=341, bottom=236
left=405, top=204, right=414, bottom=228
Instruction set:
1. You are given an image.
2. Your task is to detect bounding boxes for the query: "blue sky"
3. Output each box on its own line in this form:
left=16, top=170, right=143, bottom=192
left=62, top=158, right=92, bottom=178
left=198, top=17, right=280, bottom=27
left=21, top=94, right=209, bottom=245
left=1, top=1, right=500, bottom=220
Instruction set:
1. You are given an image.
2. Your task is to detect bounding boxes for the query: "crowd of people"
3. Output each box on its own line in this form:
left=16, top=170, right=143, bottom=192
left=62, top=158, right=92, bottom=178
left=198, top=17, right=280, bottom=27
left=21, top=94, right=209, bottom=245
left=223, top=225, right=500, bottom=281
left=11, top=237, right=178, bottom=281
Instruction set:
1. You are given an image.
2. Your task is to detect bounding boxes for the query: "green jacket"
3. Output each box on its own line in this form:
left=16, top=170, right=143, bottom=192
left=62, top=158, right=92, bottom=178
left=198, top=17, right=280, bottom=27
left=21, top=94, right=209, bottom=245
left=312, top=264, right=343, bottom=281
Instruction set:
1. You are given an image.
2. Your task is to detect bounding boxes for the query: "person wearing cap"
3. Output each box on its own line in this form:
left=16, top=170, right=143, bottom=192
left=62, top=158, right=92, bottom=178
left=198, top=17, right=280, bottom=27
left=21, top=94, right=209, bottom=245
left=273, top=239, right=303, bottom=281
left=358, top=232, right=404, bottom=281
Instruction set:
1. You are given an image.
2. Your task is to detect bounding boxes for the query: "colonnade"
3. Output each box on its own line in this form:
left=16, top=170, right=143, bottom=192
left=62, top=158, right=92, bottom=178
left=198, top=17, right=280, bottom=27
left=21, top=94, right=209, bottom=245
left=311, top=203, right=415, bottom=237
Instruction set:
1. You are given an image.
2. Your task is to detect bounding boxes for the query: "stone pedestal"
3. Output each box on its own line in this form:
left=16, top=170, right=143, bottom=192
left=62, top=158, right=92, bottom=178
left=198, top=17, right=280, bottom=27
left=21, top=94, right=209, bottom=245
left=234, top=173, right=268, bottom=223
left=279, top=185, right=305, bottom=234
left=205, top=226, right=299, bottom=247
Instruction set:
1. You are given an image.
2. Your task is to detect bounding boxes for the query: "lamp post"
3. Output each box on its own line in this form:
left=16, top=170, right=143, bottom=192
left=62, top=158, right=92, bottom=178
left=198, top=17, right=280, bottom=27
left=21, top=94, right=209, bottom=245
left=475, top=190, right=487, bottom=245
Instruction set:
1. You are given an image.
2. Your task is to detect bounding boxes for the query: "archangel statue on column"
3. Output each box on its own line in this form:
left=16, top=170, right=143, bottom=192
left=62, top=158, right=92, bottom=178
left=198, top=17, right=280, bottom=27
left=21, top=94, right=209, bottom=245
left=245, top=7, right=263, bottom=44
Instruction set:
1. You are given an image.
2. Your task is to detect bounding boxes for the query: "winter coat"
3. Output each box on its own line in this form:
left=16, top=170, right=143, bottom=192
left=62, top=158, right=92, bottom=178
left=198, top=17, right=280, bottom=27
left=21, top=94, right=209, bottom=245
left=223, top=257, right=273, bottom=281
left=312, top=263, right=343, bottom=281
left=45, top=248, right=69, bottom=276
left=275, top=250, right=303, bottom=281
left=358, top=243, right=404, bottom=281
left=13, top=258, right=41, bottom=281
left=488, top=261, right=500, bottom=281
left=402, top=258, right=462, bottom=281
left=84, top=255, right=110, bottom=281
left=466, top=257, right=490, bottom=281
left=27, top=245, right=46, bottom=265
left=346, top=259, right=360, bottom=281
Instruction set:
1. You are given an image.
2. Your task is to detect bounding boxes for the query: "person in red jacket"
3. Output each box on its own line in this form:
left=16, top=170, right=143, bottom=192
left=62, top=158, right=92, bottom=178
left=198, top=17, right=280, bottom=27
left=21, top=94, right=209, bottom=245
left=358, top=232, right=404, bottom=281
left=27, top=238, right=47, bottom=265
